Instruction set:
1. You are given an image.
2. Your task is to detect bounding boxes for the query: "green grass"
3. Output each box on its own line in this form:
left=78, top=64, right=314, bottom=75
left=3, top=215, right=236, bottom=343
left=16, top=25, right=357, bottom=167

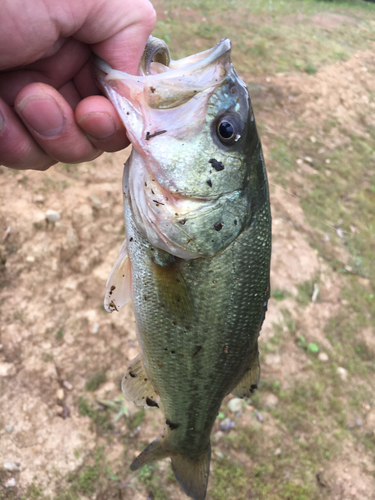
left=85, top=372, right=107, bottom=391
left=153, top=0, right=375, bottom=78
left=211, top=457, right=248, bottom=500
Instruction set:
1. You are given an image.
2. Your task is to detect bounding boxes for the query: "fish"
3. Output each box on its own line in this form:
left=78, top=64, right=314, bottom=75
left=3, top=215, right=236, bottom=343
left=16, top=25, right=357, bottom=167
left=95, top=36, right=271, bottom=500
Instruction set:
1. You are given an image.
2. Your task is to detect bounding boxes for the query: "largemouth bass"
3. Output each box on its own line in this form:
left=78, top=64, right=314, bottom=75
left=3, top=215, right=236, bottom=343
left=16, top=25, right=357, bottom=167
left=96, top=37, right=271, bottom=500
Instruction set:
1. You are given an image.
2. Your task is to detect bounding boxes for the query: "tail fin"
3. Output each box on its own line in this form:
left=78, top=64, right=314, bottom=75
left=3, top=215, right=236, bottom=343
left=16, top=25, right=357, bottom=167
left=171, top=444, right=211, bottom=500
left=130, top=438, right=211, bottom=500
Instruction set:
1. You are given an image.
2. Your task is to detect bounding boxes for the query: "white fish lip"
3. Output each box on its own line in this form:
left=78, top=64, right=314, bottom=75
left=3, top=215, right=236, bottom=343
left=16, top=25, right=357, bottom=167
left=94, top=38, right=231, bottom=82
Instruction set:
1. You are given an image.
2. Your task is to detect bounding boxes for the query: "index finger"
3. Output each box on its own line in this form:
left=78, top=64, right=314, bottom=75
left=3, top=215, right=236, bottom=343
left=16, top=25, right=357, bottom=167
left=71, top=0, right=157, bottom=74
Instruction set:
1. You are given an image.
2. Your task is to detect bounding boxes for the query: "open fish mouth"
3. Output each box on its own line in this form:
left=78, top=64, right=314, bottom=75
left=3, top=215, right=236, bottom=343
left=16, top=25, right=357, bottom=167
left=94, top=38, right=233, bottom=151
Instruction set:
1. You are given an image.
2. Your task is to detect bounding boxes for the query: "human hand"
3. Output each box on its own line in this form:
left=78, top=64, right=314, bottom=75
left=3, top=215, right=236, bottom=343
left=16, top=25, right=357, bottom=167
left=0, top=0, right=156, bottom=170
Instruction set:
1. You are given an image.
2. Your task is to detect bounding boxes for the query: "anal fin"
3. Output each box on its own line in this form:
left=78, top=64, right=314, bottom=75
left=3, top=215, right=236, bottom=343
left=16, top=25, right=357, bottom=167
left=122, top=354, right=160, bottom=409
left=130, top=437, right=169, bottom=471
left=231, top=350, right=260, bottom=398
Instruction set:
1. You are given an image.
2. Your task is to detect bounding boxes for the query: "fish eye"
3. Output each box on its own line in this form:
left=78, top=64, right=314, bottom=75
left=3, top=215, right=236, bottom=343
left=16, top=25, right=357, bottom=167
left=216, top=114, right=243, bottom=146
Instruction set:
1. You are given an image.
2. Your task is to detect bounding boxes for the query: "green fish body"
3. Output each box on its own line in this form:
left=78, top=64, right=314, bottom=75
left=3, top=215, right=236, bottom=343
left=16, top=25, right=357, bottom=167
left=96, top=37, right=271, bottom=500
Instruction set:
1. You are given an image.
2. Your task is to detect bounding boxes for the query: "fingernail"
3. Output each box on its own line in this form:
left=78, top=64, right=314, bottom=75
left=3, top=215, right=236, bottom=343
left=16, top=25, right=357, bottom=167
left=0, top=110, right=4, bottom=133
left=17, top=95, right=64, bottom=137
left=78, top=113, right=116, bottom=140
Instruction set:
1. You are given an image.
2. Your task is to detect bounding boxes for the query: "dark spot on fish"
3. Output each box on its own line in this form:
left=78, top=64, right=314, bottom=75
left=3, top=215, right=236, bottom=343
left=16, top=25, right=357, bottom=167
left=144, top=296, right=147, bottom=301
left=223, top=345, right=229, bottom=354
left=214, top=222, right=224, bottom=231
left=129, top=372, right=136, bottom=378
left=144, top=378, right=148, bottom=381
left=234, top=219, right=238, bottom=225
left=171, top=350, right=175, bottom=354
left=129, top=237, right=133, bottom=242
left=109, top=285, right=115, bottom=296
left=146, top=397, right=159, bottom=408
left=158, top=362, right=162, bottom=367
left=206, top=179, right=212, bottom=187
left=145, top=182, right=147, bottom=186
left=146, top=130, right=167, bottom=140
left=153, top=199, right=165, bottom=206
left=164, top=348, right=168, bottom=351
left=161, top=304, right=165, bottom=308
left=213, top=280, right=216, bottom=284
left=150, top=86, right=156, bottom=93
left=176, top=278, right=180, bottom=282
left=177, top=298, right=180, bottom=302
left=231, top=87, right=236, bottom=94
left=172, top=321, right=177, bottom=326
left=192, top=346, right=202, bottom=359
left=109, top=301, right=118, bottom=311
left=126, top=112, right=130, bottom=115
left=166, top=419, right=180, bottom=430
left=175, top=213, right=178, bottom=216
left=250, top=384, right=258, bottom=393
left=178, top=218, right=187, bottom=225
left=209, top=158, right=224, bottom=171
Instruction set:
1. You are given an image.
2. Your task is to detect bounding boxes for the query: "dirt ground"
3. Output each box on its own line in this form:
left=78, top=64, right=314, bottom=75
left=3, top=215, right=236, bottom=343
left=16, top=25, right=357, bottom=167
left=1, top=7, right=375, bottom=500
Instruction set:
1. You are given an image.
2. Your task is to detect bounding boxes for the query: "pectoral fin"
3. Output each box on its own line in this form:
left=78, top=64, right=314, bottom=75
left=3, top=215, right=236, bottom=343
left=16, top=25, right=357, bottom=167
left=122, top=354, right=160, bottom=409
left=104, top=238, right=132, bottom=312
left=231, top=351, right=260, bottom=398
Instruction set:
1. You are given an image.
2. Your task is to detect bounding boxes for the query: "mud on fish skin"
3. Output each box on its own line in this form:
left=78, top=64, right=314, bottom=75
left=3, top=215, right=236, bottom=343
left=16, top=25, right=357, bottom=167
left=96, top=36, right=271, bottom=500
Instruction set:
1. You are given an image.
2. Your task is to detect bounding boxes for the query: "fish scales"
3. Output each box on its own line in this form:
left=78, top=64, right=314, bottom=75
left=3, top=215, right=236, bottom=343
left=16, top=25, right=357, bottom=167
left=96, top=36, right=271, bottom=500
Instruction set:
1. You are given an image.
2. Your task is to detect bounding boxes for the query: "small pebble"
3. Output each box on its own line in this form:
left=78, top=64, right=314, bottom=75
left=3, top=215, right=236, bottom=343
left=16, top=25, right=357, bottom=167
left=336, top=228, right=344, bottom=238
left=92, top=322, right=99, bottom=334
left=4, top=462, right=21, bottom=472
left=56, top=388, right=64, bottom=401
left=5, top=478, right=16, bottom=488
left=304, top=156, right=313, bottom=164
left=355, top=418, right=362, bottom=427
left=34, top=194, right=45, bottom=204
left=296, top=158, right=303, bottom=165
left=318, top=352, right=329, bottom=362
left=45, top=210, right=61, bottom=222
left=90, top=194, right=101, bottom=205
left=63, top=380, right=73, bottom=390
left=228, top=398, right=243, bottom=413
left=325, top=159, right=331, bottom=164
left=26, top=256, right=35, bottom=263
left=6, top=425, right=14, bottom=433
left=213, top=431, right=223, bottom=442
left=256, top=412, right=263, bottom=422
left=274, top=448, right=281, bottom=456
left=337, top=367, right=348, bottom=381
left=310, top=136, right=316, bottom=143
left=219, top=418, right=235, bottom=432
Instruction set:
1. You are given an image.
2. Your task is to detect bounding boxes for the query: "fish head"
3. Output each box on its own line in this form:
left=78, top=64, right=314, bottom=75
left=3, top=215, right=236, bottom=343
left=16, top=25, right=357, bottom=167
left=96, top=39, right=265, bottom=259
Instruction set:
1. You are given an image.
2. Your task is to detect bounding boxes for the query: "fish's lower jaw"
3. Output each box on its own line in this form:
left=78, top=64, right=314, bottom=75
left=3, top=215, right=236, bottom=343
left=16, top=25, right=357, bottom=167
left=130, top=437, right=211, bottom=500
